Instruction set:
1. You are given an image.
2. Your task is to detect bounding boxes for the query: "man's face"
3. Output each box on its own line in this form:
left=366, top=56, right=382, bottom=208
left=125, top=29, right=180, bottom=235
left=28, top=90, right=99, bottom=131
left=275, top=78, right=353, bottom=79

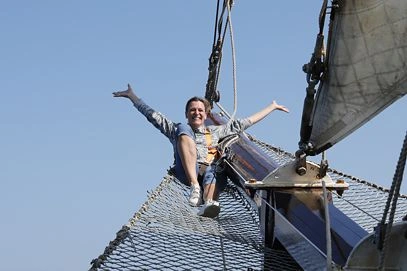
left=186, top=100, right=207, bottom=129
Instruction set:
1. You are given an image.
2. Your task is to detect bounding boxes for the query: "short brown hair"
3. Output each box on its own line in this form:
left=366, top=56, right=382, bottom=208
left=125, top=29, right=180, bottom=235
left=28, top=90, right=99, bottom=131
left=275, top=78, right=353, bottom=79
left=185, top=96, right=211, bottom=115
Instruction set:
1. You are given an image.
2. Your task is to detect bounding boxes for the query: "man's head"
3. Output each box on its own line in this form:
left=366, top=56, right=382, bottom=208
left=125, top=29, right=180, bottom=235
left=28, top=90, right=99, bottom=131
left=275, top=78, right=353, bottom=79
left=185, top=97, right=211, bottom=129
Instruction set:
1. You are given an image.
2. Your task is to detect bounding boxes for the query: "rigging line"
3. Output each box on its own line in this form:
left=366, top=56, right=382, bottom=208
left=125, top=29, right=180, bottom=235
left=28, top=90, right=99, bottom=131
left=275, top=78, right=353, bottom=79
left=214, top=16, right=229, bottom=97
left=218, top=0, right=228, bottom=39
left=211, top=0, right=237, bottom=120
left=331, top=190, right=380, bottom=222
left=322, top=181, right=333, bottom=271
left=205, top=0, right=229, bottom=107
left=226, top=0, right=238, bottom=120
left=378, top=131, right=407, bottom=270
left=215, top=101, right=232, bottom=119
left=211, top=1, right=231, bottom=108
left=379, top=130, right=407, bottom=225
left=212, top=0, right=221, bottom=47
left=215, top=2, right=231, bottom=91
left=213, top=0, right=237, bottom=122
left=220, top=1, right=231, bottom=36
left=258, top=193, right=328, bottom=257
left=318, top=0, right=328, bottom=35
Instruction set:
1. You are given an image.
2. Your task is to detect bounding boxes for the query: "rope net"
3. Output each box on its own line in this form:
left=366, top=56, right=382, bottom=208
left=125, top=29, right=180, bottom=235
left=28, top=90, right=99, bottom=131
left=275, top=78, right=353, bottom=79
left=90, top=175, right=301, bottom=270
left=90, top=136, right=407, bottom=270
left=251, top=136, right=407, bottom=233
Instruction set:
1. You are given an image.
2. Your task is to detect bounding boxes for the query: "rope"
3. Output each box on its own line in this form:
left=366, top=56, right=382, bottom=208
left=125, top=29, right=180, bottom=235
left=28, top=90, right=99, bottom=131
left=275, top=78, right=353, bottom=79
left=212, top=0, right=221, bottom=47
left=378, top=130, right=407, bottom=270
left=212, top=0, right=238, bottom=123
left=226, top=0, right=238, bottom=120
left=205, top=0, right=229, bottom=107
left=215, top=1, right=230, bottom=96
left=205, top=0, right=239, bottom=122
left=322, top=180, right=333, bottom=271
left=215, top=101, right=232, bottom=119
left=331, top=190, right=380, bottom=222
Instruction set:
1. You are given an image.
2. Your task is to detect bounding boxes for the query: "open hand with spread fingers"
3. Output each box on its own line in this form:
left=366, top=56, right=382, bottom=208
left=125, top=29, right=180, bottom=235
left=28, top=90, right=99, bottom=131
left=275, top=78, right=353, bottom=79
left=112, top=84, right=139, bottom=102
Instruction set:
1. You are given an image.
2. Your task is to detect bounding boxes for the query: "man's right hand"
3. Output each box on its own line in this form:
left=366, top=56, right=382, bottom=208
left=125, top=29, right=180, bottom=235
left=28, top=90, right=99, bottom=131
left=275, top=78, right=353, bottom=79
left=112, top=84, right=137, bottom=99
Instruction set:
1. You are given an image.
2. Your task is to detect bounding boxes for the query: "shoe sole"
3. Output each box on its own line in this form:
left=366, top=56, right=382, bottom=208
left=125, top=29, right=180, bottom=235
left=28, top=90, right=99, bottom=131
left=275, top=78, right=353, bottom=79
left=199, top=204, right=220, bottom=218
left=189, top=198, right=202, bottom=207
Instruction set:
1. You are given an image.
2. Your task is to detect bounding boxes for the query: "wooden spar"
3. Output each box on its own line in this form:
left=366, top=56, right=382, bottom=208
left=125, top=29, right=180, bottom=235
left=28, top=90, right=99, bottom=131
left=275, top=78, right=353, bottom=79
left=207, top=113, right=369, bottom=268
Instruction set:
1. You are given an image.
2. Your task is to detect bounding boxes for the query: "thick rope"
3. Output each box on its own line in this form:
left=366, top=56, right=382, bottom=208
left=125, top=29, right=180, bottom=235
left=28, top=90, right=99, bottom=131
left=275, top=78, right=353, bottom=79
left=378, top=130, right=407, bottom=270
left=226, top=0, right=238, bottom=120
left=213, top=0, right=238, bottom=124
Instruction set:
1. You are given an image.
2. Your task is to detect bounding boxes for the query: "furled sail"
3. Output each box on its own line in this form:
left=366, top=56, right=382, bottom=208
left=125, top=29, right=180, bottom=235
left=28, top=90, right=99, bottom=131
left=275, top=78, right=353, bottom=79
left=307, top=0, right=407, bottom=155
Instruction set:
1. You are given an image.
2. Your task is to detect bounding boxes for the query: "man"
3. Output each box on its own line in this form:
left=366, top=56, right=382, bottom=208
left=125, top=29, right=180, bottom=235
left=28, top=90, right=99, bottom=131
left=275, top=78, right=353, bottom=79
left=113, top=84, right=289, bottom=218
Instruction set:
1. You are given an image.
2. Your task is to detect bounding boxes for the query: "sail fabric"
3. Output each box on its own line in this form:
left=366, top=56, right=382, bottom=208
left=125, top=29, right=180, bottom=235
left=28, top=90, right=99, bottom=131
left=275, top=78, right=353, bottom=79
left=309, top=0, right=407, bottom=154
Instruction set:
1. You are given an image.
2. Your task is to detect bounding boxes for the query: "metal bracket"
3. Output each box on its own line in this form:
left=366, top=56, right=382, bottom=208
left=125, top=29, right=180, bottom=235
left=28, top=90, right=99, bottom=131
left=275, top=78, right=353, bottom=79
left=245, top=160, right=348, bottom=190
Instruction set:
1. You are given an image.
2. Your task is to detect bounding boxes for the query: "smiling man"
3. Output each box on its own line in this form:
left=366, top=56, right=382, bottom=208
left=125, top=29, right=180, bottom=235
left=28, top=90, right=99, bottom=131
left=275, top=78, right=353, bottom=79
left=113, top=84, right=289, bottom=218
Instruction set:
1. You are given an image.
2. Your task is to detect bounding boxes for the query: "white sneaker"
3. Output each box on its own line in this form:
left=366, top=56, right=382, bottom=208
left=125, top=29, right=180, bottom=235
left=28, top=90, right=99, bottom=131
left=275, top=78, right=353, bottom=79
left=189, top=185, right=201, bottom=206
left=197, top=200, right=220, bottom=218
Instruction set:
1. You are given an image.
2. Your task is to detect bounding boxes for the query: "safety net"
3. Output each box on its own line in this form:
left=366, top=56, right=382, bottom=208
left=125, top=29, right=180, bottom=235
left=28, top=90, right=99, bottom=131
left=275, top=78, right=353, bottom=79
left=90, top=137, right=407, bottom=270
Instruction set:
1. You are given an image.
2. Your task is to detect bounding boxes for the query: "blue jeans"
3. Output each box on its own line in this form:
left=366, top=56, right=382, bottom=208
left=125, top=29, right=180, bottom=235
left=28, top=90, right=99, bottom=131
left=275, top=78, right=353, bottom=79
left=173, top=124, right=227, bottom=190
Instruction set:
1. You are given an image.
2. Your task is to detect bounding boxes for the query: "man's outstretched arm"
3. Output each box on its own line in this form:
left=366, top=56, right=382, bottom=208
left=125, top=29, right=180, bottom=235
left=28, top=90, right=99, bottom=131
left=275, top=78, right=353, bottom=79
left=247, top=100, right=289, bottom=125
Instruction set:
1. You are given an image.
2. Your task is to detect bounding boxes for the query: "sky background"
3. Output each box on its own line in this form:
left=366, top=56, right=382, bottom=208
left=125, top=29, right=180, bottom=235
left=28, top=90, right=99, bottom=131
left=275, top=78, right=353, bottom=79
left=1, top=1, right=406, bottom=271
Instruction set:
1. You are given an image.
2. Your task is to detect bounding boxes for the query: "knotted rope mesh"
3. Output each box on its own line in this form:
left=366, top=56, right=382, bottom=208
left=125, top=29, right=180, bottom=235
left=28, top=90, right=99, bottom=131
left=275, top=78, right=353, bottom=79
left=90, top=175, right=300, bottom=270
left=251, top=136, right=407, bottom=233
left=90, top=137, right=406, bottom=270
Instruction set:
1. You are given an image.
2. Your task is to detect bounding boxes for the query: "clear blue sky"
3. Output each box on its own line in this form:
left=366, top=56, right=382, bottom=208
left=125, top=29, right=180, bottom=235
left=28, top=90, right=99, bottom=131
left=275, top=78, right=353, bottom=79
left=1, top=1, right=405, bottom=271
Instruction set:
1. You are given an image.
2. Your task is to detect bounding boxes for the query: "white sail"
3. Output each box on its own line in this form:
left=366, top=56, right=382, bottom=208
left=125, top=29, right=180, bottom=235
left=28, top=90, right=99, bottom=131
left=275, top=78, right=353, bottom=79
left=309, top=0, right=407, bottom=154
